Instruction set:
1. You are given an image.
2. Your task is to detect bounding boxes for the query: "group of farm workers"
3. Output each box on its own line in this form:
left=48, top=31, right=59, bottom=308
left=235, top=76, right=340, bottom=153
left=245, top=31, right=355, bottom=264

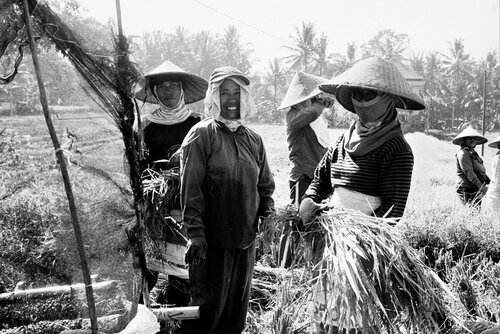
left=132, top=56, right=499, bottom=334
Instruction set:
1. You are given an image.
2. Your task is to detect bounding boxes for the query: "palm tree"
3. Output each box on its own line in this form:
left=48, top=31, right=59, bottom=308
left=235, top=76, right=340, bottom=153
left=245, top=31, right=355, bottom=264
left=219, top=25, right=252, bottom=74
left=483, top=51, right=500, bottom=129
left=331, top=42, right=358, bottom=76
left=192, top=30, right=219, bottom=78
left=169, top=26, right=194, bottom=70
left=139, top=30, right=168, bottom=70
left=311, top=33, right=331, bottom=77
left=264, top=58, right=287, bottom=111
left=421, top=52, right=445, bottom=129
left=441, top=39, right=474, bottom=130
left=282, top=22, right=316, bottom=72
left=361, top=29, right=409, bottom=63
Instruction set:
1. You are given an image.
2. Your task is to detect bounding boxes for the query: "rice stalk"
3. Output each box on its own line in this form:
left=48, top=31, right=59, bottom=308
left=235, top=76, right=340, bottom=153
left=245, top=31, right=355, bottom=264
left=141, top=166, right=186, bottom=258
left=257, top=206, right=322, bottom=269
left=314, top=208, right=455, bottom=333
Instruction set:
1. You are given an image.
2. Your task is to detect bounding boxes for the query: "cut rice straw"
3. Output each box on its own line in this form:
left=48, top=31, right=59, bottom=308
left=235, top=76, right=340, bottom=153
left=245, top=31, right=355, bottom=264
left=314, top=208, right=457, bottom=333
left=141, top=166, right=187, bottom=256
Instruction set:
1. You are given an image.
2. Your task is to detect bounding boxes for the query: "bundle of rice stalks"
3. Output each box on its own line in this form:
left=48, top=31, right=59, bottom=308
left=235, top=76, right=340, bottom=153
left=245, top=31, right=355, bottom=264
left=251, top=265, right=307, bottom=311
left=314, top=208, right=455, bottom=333
left=141, top=167, right=186, bottom=255
left=271, top=279, right=312, bottom=334
left=256, top=205, right=322, bottom=269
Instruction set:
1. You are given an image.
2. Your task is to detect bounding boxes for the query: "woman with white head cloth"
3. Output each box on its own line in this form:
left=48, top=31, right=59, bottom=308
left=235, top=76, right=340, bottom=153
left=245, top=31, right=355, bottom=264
left=178, top=66, right=275, bottom=334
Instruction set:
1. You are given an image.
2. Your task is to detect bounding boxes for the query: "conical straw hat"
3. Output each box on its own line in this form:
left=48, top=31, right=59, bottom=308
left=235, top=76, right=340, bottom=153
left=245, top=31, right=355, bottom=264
left=487, top=135, right=500, bottom=148
left=318, top=57, right=426, bottom=112
left=452, top=126, right=488, bottom=145
left=278, top=71, right=329, bottom=110
left=135, top=60, right=208, bottom=104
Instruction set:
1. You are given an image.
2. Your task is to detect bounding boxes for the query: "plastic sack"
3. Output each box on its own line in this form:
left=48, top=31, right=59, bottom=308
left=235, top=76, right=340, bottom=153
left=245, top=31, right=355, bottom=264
left=117, top=304, right=160, bottom=334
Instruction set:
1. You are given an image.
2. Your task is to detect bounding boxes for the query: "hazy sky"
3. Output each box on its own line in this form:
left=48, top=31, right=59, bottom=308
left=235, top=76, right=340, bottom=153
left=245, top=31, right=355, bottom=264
left=82, top=0, right=499, bottom=72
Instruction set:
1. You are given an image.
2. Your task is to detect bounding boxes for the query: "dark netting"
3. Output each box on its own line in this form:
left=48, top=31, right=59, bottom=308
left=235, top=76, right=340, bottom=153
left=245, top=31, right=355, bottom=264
left=0, top=1, right=150, bottom=330
left=0, top=1, right=26, bottom=84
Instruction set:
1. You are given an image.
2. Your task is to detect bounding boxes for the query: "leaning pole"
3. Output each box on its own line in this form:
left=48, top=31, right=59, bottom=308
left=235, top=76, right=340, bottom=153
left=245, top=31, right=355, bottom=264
left=20, top=0, right=98, bottom=332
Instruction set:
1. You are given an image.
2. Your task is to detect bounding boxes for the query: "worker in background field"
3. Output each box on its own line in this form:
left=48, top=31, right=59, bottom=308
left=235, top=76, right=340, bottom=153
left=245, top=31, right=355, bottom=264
left=278, top=71, right=333, bottom=267
left=452, top=126, right=490, bottom=208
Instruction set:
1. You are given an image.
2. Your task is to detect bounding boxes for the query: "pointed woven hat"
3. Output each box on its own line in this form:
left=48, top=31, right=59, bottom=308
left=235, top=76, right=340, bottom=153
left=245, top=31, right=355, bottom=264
left=487, top=135, right=500, bottom=148
left=278, top=71, right=329, bottom=110
left=318, top=57, right=426, bottom=112
left=452, top=126, right=488, bottom=145
left=134, top=60, right=208, bottom=104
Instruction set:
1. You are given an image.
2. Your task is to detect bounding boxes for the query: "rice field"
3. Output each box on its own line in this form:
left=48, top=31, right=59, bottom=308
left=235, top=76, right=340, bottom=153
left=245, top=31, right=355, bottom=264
left=2, top=109, right=500, bottom=333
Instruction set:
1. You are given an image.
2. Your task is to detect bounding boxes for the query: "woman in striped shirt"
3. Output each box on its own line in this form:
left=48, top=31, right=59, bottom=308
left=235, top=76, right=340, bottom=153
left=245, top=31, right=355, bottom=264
left=300, top=57, right=426, bottom=222
left=298, top=57, right=426, bottom=334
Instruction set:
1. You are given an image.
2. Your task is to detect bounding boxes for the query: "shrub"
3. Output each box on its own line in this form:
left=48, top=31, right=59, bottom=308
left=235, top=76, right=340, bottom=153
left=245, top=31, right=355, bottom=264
left=0, top=199, right=72, bottom=290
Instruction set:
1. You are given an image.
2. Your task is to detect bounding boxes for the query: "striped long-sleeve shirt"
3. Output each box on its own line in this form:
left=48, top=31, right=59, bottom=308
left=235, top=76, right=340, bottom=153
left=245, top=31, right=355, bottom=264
left=304, top=133, right=414, bottom=218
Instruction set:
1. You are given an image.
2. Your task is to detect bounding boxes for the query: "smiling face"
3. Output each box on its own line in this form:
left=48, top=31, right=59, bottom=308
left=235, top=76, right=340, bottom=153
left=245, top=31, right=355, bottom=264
left=219, top=78, right=241, bottom=120
left=154, top=81, right=182, bottom=108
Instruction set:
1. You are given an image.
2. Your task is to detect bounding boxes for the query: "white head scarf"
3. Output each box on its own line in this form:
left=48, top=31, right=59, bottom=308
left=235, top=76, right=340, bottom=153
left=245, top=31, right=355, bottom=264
left=204, top=75, right=257, bottom=131
left=143, top=84, right=203, bottom=125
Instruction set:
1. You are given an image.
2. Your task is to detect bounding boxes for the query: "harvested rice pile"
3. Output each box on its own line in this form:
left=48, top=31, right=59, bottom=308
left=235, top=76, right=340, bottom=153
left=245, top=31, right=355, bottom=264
left=313, top=208, right=454, bottom=333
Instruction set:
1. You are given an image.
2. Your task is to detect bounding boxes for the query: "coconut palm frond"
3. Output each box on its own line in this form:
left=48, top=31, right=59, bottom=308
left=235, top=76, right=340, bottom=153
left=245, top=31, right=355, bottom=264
left=315, top=208, right=454, bottom=333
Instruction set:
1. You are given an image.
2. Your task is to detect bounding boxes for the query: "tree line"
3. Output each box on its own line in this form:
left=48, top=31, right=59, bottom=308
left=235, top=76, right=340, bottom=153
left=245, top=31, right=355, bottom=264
left=1, top=2, right=499, bottom=132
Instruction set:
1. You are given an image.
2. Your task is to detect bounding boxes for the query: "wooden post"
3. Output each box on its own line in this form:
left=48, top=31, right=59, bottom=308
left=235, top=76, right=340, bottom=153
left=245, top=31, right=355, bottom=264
left=114, top=0, right=149, bottom=315
left=20, top=1, right=98, bottom=333
left=482, top=69, right=487, bottom=156
left=152, top=306, right=200, bottom=321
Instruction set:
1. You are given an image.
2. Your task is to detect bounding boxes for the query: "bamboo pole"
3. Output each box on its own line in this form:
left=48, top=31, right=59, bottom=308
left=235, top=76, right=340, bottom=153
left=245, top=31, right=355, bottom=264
left=113, top=0, right=149, bottom=315
left=152, top=306, right=200, bottom=321
left=20, top=1, right=98, bottom=333
left=0, top=281, right=117, bottom=302
left=482, top=69, right=487, bottom=156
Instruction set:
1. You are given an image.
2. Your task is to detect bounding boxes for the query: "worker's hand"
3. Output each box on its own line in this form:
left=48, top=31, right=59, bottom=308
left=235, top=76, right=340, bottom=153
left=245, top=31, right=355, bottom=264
left=312, top=94, right=334, bottom=108
left=299, top=198, right=326, bottom=225
left=185, top=236, right=208, bottom=266
left=479, top=184, right=489, bottom=198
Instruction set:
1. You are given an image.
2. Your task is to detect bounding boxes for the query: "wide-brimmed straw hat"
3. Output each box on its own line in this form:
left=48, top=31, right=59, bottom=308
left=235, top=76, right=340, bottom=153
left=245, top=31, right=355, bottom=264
left=318, top=57, right=426, bottom=112
left=488, top=136, right=500, bottom=148
left=452, top=126, right=488, bottom=145
left=135, top=60, right=208, bottom=104
left=278, top=71, right=328, bottom=110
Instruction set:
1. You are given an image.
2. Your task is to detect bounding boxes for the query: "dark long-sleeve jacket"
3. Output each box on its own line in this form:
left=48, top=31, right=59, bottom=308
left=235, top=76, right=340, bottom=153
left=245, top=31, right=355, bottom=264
left=455, top=147, right=488, bottom=190
left=286, top=103, right=327, bottom=181
left=304, top=133, right=413, bottom=218
left=180, top=119, right=275, bottom=249
left=144, top=116, right=200, bottom=163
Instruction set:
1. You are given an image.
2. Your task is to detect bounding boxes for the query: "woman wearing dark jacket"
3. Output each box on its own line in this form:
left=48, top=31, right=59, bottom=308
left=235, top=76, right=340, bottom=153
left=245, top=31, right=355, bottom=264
left=178, top=66, right=275, bottom=334
left=452, top=126, right=490, bottom=207
left=134, top=60, right=208, bottom=306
